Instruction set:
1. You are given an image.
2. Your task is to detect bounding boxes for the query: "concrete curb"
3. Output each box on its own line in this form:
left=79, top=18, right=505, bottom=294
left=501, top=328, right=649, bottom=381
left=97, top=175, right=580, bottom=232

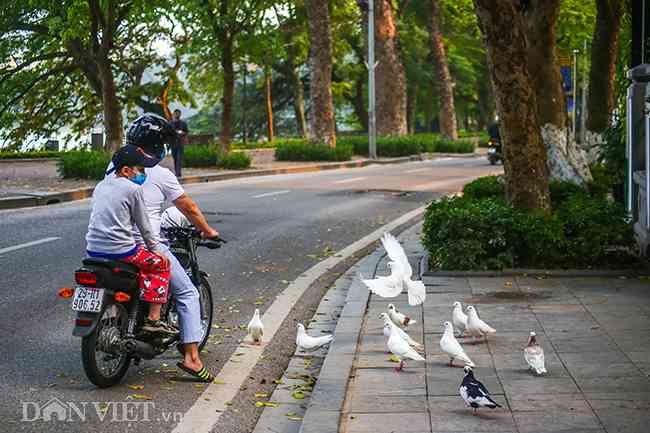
left=298, top=249, right=384, bottom=433
left=2, top=154, right=461, bottom=210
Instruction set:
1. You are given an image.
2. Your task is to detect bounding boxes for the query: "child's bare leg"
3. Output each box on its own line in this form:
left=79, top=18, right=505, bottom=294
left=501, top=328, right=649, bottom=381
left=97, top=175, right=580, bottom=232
left=148, top=303, right=162, bottom=321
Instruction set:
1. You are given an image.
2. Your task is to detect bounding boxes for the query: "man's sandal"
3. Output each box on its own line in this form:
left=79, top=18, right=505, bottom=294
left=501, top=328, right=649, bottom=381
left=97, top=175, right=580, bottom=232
left=176, top=362, right=215, bottom=383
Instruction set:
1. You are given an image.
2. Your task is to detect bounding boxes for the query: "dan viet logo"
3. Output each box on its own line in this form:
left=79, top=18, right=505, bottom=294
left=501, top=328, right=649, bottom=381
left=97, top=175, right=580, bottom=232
left=21, top=397, right=182, bottom=423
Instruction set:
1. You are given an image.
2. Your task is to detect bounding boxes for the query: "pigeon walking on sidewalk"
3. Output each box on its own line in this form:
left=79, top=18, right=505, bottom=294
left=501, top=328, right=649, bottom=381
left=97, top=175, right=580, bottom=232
left=380, top=312, right=424, bottom=353
left=361, top=233, right=426, bottom=306
left=247, top=308, right=264, bottom=345
left=387, top=303, right=416, bottom=328
left=459, top=366, right=502, bottom=415
left=296, top=323, right=334, bottom=352
left=523, top=331, right=547, bottom=375
left=387, top=323, right=425, bottom=372
left=466, top=306, right=496, bottom=342
left=440, top=321, right=475, bottom=367
left=452, top=301, right=468, bottom=337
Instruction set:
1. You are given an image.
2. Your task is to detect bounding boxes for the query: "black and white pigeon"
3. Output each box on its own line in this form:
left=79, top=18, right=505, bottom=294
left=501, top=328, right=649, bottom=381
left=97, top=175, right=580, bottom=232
left=459, top=366, right=502, bottom=415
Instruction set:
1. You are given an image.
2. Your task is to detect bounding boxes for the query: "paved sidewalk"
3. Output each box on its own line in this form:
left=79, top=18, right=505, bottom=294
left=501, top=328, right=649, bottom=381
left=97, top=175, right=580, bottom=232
left=296, top=224, right=650, bottom=433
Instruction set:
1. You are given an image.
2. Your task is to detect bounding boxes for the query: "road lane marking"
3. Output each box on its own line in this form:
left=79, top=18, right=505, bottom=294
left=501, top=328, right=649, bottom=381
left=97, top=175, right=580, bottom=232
left=171, top=205, right=427, bottom=433
left=332, top=176, right=367, bottom=184
left=0, top=237, right=61, bottom=255
left=251, top=190, right=291, bottom=199
left=404, top=168, right=432, bottom=174
left=412, top=176, right=480, bottom=191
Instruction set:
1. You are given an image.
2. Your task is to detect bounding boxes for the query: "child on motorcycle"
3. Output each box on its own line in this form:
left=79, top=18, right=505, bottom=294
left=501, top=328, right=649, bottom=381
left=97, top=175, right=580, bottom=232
left=85, top=145, right=177, bottom=336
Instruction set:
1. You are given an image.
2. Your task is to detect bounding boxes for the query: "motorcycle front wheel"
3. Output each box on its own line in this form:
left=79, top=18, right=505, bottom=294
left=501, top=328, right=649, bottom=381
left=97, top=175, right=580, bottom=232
left=197, top=274, right=214, bottom=351
left=166, top=273, right=214, bottom=352
left=81, top=302, right=131, bottom=388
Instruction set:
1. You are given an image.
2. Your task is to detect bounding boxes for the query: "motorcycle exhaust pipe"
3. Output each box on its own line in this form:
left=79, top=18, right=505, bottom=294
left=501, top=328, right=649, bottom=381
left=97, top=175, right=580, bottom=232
left=123, top=339, right=157, bottom=360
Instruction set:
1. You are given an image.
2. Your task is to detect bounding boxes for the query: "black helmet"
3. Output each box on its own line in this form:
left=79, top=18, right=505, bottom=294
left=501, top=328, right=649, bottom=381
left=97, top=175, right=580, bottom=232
left=126, top=113, right=177, bottom=157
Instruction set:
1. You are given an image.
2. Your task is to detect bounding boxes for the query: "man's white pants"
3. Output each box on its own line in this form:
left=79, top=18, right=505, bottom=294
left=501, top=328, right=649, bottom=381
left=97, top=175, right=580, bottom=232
left=160, top=244, right=203, bottom=344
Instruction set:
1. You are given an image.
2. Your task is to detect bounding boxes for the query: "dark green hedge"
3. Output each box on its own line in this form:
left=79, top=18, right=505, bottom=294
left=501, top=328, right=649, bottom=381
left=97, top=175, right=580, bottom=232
left=424, top=176, right=637, bottom=270
left=0, top=150, right=62, bottom=159
left=275, top=141, right=353, bottom=161
left=338, top=134, right=475, bottom=157
left=218, top=152, right=251, bottom=169
left=183, top=146, right=219, bottom=167
left=58, top=151, right=111, bottom=180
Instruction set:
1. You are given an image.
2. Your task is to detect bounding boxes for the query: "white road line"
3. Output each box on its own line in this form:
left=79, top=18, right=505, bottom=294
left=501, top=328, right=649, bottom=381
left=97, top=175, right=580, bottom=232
left=251, top=190, right=291, bottom=199
left=412, top=176, right=479, bottom=191
left=332, top=176, right=367, bottom=184
left=171, top=205, right=427, bottom=433
left=0, top=237, right=61, bottom=255
left=404, top=168, right=432, bottom=174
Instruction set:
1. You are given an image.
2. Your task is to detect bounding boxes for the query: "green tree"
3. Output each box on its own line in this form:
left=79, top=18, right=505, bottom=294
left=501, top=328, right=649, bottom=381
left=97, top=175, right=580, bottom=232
left=0, top=1, right=182, bottom=150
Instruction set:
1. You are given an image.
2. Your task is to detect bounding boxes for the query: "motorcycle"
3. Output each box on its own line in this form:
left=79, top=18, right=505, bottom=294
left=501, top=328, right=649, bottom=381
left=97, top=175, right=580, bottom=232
left=60, top=227, right=224, bottom=388
left=487, top=137, right=503, bottom=165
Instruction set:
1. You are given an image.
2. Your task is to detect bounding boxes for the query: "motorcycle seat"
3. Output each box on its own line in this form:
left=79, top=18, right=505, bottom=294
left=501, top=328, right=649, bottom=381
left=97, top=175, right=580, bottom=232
left=82, top=257, right=140, bottom=275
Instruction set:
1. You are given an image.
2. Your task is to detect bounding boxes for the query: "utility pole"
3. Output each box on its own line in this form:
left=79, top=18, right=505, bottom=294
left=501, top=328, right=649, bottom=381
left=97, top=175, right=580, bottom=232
left=572, top=49, right=579, bottom=138
left=367, top=0, right=377, bottom=159
left=242, top=63, right=248, bottom=144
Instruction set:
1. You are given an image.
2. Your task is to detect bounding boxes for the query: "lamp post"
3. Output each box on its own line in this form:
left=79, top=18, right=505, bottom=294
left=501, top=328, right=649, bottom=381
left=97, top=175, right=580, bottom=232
left=367, top=0, right=377, bottom=159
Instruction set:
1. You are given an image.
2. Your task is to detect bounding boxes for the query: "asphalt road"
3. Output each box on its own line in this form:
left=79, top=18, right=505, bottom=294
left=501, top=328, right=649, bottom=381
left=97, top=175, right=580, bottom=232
left=0, top=156, right=500, bottom=433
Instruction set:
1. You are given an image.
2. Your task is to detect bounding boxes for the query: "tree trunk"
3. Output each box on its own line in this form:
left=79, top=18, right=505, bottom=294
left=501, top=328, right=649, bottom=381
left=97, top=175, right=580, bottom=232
left=287, top=61, right=307, bottom=138
left=353, top=76, right=369, bottom=131
left=97, top=57, right=123, bottom=151
left=265, top=70, right=274, bottom=142
left=424, top=82, right=434, bottom=132
left=524, top=0, right=592, bottom=184
left=476, top=70, right=495, bottom=130
left=374, top=0, right=408, bottom=136
left=305, top=0, right=336, bottom=147
left=220, top=35, right=235, bottom=153
left=429, top=0, right=458, bottom=140
left=473, top=0, right=550, bottom=210
left=586, top=0, right=622, bottom=133
left=407, top=83, right=418, bottom=134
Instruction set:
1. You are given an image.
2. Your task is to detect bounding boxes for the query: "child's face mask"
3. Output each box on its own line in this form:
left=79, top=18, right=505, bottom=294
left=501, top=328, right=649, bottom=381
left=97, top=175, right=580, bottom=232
left=126, top=167, right=147, bottom=185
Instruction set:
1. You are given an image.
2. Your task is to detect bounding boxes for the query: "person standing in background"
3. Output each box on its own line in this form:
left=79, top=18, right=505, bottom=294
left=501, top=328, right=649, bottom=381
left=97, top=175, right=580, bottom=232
left=170, top=109, right=189, bottom=177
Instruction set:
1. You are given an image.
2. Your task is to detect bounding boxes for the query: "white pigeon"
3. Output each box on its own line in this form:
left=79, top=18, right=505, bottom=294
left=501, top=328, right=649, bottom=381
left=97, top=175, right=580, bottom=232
left=452, top=301, right=468, bottom=337
left=361, top=233, right=426, bottom=306
left=295, top=323, right=334, bottom=351
left=247, top=308, right=264, bottom=345
left=523, top=331, right=547, bottom=375
left=440, top=321, right=475, bottom=367
left=379, top=313, right=423, bottom=353
left=466, top=306, right=496, bottom=341
left=361, top=263, right=402, bottom=298
left=387, top=323, right=425, bottom=371
left=387, top=303, right=416, bottom=328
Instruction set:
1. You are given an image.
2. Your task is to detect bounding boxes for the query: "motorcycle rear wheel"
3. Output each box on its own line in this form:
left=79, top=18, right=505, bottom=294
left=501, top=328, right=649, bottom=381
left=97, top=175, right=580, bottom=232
left=81, top=302, right=131, bottom=388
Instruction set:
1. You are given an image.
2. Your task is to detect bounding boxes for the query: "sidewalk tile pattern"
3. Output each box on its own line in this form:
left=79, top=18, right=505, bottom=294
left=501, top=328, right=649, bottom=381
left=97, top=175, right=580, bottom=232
left=340, top=231, right=650, bottom=433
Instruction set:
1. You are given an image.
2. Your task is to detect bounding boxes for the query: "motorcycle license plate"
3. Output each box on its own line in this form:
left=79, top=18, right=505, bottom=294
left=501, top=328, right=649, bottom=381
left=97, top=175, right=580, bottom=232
left=71, top=287, right=104, bottom=313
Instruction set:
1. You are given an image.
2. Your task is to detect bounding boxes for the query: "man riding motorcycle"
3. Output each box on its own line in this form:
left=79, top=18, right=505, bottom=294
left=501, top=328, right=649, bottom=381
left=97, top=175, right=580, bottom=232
left=113, top=113, right=220, bottom=382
